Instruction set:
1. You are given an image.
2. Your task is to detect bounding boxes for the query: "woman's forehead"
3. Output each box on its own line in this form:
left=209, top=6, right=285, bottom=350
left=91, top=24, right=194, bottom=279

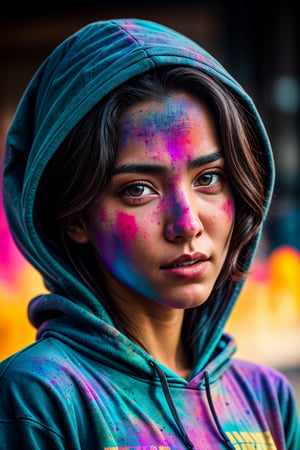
left=119, top=93, right=206, bottom=135
left=117, top=93, right=219, bottom=166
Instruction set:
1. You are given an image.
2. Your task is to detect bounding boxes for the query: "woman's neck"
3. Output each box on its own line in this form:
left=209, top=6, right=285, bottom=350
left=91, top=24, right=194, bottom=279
left=119, top=299, right=193, bottom=379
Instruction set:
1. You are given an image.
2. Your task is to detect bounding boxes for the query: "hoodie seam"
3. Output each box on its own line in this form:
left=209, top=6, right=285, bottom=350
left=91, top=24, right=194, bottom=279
left=0, top=416, right=67, bottom=443
left=109, top=20, right=237, bottom=87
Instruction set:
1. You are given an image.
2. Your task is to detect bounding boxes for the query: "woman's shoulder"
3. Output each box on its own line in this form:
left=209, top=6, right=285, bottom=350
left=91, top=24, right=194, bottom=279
left=0, top=338, right=74, bottom=447
left=228, top=357, right=296, bottom=400
left=230, top=357, right=288, bottom=378
left=0, top=337, right=71, bottom=387
left=228, top=358, right=300, bottom=446
left=0, top=337, right=81, bottom=420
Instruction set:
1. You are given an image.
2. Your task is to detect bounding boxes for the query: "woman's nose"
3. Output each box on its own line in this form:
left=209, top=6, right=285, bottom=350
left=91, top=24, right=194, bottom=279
left=164, top=192, right=203, bottom=242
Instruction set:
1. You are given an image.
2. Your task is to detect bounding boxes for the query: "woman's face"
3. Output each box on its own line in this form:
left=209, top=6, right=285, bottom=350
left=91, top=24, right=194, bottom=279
left=82, top=93, right=235, bottom=310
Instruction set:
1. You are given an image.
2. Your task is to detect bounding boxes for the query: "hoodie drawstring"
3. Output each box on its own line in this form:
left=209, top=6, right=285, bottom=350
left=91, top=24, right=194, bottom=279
left=203, top=371, right=235, bottom=450
left=149, top=360, right=195, bottom=450
left=149, top=361, right=235, bottom=450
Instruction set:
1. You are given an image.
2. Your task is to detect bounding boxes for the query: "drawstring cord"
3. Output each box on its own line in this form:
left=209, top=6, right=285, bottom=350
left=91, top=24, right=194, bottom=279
left=149, top=360, right=196, bottom=450
left=149, top=360, right=235, bottom=450
left=203, top=371, right=235, bottom=450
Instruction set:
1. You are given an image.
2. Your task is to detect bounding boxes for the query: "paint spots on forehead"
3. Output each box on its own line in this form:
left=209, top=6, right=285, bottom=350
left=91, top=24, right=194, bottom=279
left=119, top=97, right=202, bottom=140
left=165, top=129, right=191, bottom=167
left=119, top=96, right=203, bottom=165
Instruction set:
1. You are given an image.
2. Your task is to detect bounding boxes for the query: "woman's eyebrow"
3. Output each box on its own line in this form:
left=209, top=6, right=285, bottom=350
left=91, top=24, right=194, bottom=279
left=113, top=151, right=224, bottom=175
left=188, top=150, right=224, bottom=169
left=113, top=164, right=167, bottom=175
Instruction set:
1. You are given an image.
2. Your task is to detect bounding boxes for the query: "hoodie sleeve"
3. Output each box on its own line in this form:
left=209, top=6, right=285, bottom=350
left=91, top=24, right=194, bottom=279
left=277, top=374, right=300, bottom=449
left=0, top=348, right=74, bottom=450
left=0, top=356, right=67, bottom=450
left=229, top=359, right=300, bottom=449
left=0, top=418, right=66, bottom=450
left=262, top=366, right=300, bottom=449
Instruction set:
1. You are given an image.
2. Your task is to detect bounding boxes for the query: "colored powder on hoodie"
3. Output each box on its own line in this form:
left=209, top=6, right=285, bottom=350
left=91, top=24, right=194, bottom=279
left=0, top=19, right=299, bottom=449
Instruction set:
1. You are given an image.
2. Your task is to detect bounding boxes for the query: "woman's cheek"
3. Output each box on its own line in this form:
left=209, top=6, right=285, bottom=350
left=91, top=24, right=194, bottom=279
left=221, top=199, right=235, bottom=223
left=209, top=199, right=235, bottom=237
left=92, top=207, right=162, bottom=270
left=114, top=211, right=139, bottom=256
left=90, top=210, right=138, bottom=268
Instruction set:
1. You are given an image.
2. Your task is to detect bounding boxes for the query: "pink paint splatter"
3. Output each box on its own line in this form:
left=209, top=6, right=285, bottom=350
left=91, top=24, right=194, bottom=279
left=115, top=211, right=138, bottom=255
left=221, top=199, right=234, bottom=221
left=116, top=211, right=138, bottom=240
left=166, top=129, right=191, bottom=167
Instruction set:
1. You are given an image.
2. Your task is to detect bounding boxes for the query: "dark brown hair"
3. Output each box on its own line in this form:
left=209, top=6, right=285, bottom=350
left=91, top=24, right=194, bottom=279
left=35, top=66, right=268, bottom=350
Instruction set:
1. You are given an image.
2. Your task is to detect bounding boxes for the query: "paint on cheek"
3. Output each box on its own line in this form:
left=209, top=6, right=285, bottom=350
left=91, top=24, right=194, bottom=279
left=115, top=211, right=138, bottom=255
left=221, top=199, right=235, bottom=221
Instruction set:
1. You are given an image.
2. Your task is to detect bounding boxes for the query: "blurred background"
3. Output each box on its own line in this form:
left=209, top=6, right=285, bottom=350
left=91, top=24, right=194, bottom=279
left=0, top=0, right=299, bottom=412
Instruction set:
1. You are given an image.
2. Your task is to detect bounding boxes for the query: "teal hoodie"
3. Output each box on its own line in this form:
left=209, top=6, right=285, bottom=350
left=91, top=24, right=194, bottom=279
left=0, top=19, right=299, bottom=449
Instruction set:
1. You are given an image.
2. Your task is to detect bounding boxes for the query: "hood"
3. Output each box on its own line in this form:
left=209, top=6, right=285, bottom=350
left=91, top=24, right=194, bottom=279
left=2, top=19, right=274, bottom=373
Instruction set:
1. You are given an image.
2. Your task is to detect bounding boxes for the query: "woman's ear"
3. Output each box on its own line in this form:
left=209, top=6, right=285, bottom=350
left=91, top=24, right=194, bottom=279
left=66, top=219, right=90, bottom=244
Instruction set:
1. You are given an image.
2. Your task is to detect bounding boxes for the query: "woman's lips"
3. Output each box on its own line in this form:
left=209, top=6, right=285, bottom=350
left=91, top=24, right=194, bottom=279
left=161, top=253, right=209, bottom=279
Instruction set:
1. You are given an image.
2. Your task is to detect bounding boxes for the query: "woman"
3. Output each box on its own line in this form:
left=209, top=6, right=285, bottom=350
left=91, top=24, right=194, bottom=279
left=1, top=19, right=299, bottom=449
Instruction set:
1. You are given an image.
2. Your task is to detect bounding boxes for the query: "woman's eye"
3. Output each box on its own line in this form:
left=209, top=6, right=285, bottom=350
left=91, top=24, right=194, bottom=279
left=195, top=171, right=222, bottom=187
left=123, top=184, right=155, bottom=197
